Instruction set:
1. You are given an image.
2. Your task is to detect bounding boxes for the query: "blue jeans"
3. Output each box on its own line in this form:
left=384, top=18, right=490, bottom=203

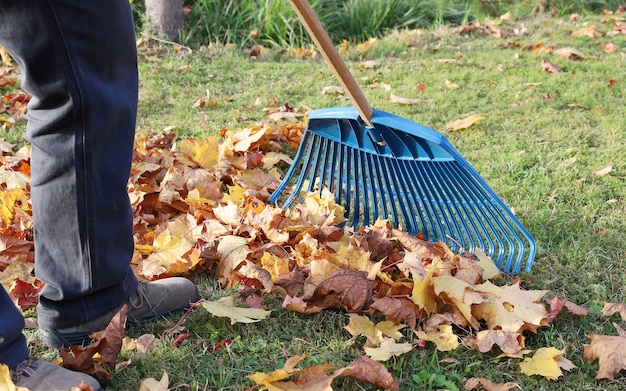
left=0, top=0, right=139, bottom=366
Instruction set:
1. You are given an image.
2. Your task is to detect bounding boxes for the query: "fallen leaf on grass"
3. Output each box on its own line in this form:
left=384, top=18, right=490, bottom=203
left=555, top=47, right=585, bottom=60
left=601, top=302, right=626, bottom=321
left=139, top=370, right=169, bottom=391
left=519, top=347, right=575, bottom=380
left=415, top=324, right=460, bottom=351
left=308, top=269, right=372, bottom=312
left=370, top=297, right=418, bottom=329
left=343, top=356, right=400, bottom=391
left=474, top=330, right=525, bottom=355
left=60, top=306, right=127, bottom=381
left=363, top=337, right=413, bottom=361
left=464, top=377, right=519, bottom=391
left=445, top=114, right=485, bottom=132
left=571, top=24, right=604, bottom=38
left=583, top=323, right=626, bottom=380
left=545, top=296, right=588, bottom=322
left=541, top=59, right=561, bottom=73
left=322, top=86, right=344, bottom=95
left=390, top=94, right=422, bottom=105
left=593, top=165, right=612, bottom=176
left=201, top=295, right=271, bottom=324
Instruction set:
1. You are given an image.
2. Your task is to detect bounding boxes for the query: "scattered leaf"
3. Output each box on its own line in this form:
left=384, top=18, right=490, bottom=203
left=201, top=295, right=271, bottom=324
left=541, top=59, right=561, bottom=73
left=445, top=114, right=486, bottom=132
left=139, top=370, right=169, bottom=391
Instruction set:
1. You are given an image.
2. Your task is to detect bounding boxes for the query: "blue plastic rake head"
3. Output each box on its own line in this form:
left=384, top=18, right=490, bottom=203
left=269, top=107, right=536, bottom=274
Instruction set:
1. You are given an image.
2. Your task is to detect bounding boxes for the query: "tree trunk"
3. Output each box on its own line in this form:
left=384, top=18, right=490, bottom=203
left=145, top=0, right=183, bottom=42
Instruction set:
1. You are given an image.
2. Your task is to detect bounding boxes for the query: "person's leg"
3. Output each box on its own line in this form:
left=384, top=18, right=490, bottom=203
left=0, top=0, right=139, bottom=328
left=1, top=289, right=102, bottom=390
left=0, top=289, right=28, bottom=368
left=0, top=0, right=198, bottom=350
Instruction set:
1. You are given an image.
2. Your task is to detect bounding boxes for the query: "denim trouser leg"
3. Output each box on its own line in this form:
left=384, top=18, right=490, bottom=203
left=0, top=0, right=139, bottom=340
left=0, top=289, right=28, bottom=367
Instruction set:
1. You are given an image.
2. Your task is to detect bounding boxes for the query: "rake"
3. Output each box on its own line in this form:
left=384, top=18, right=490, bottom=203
left=269, top=0, right=537, bottom=274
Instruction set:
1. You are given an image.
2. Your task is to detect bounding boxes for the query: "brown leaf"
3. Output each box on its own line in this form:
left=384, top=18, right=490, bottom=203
left=601, top=302, right=626, bottom=321
left=308, top=269, right=372, bottom=312
left=474, top=330, right=525, bottom=354
left=541, top=59, right=561, bottom=73
left=371, top=297, right=418, bottom=329
left=583, top=331, right=626, bottom=380
left=275, top=267, right=305, bottom=297
left=343, top=356, right=400, bottom=391
left=392, top=229, right=450, bottom=262
left=545, top=296, right=587, bottom=322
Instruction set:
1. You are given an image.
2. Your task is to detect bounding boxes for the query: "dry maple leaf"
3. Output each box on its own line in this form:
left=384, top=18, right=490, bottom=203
left=8, top=277, right=44, bottom=309
left=472, top=281, right=548, bottom=333
left=541, top=59, right=562, bottom=73
left=307, top=269, right=372, bottom=312
left=344, top=313, right=385, bottom=347
left=519, top=347, right=575, bottom=380
left=370, top=297, right=418, bottom=329
left=445, top=114, right=486, bottom=132
left=601, top=302, right=626, bottom=321
left=474, top=329, right=525, bottom=355
left=363, top=337, right=413, bottom=361
left=545, top=296, right=587, bottom=322
left=201, top=295, right=271, bottom=324
left=583, top=323, right=626, bottom=380
left=138, top=370, right=169, bottom=391
left=60, top=306, right=127, bottom=381
left=415, top=324, right=460, bottom=351
left=464, top=377, right=519, bottom=391
left=343, top=356, right=400, bottom=391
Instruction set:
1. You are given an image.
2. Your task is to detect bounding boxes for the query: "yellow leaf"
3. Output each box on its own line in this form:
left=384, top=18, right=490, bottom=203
left=344, top=313, right=384, bottom=347
left=410, top=260, right=438, bottom=314
left=376, top=320, right=405, bottom=340
left=445, top=114, right=485, bottom=132
left=260, top=251, right=291, bottom=281
left=0, top=364, right=29, bottom=391
left=474, top=249, right=502, bottom=280
left=519, top=347, right=572, bottom=380
left=151, top=228, right=193, bottom=266
left=139, top=370, right=169, bottom=391
left=415, top=324, right=460, bottom=351
left=444, top=80, right=459, bottom=89
left=432, top=275, right=484, bottom=329
left=363, top=337, right=413, bottom=361
left=201, top=295, right=271, bottom=324
left=222, top=184, right=247, bottom=204
left=178, top=137, right=221, bottom=169
left=473, top=281, right=548, bottom=333
left=248, top=354, right=305, bottom=387
left=0, top=188, right=29, bottom=228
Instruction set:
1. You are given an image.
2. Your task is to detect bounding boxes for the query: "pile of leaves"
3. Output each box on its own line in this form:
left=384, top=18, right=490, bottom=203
left=1, top=114, right=625, bottom=390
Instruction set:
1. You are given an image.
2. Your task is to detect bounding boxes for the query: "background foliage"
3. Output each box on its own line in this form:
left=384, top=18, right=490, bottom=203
left=131, top=0, right=626, bottom=47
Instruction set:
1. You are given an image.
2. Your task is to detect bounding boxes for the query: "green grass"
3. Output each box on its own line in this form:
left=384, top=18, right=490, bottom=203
left=4, top=7, right=626, bottom=391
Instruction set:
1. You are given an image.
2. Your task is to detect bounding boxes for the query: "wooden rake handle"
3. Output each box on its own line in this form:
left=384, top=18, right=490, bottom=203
left=289, top=0, right=374, bottom=127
